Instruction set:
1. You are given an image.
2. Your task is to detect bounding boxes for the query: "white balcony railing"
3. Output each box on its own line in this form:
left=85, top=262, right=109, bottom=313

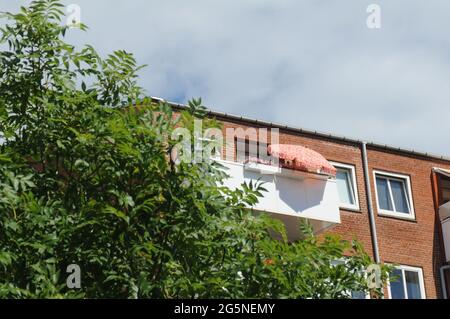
left=217, top=159, right=341, bottom=240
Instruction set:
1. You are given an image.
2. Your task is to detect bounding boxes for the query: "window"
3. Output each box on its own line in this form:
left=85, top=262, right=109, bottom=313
left=373, top=170, right=415, bottom=220
left=437, top=172, right=450, bottom=205
left=388, top=265, right=425, bottom=299
left=330, top=162, right=359, bottom=211
left=350, top=291, right=368, bottom=299
left=235, top=138, right=269, bottom=163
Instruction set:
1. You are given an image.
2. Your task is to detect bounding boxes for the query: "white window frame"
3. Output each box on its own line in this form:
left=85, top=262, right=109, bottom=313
left=387, top=264, right=426, bottom=299
left=330, top=162, right=360, bottom=211
left=373, top=170, right=415, bottom=220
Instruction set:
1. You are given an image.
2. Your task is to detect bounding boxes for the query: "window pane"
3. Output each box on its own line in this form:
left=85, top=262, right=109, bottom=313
left=351, top=290, right=367, bottom=299
left=236, top=139, right=247, bottom=162
left=390, top=179, right=410, bottom=213
left=246, top=140, right=258, bottom=158
left=405, top=270, right=422, bottom=299
left=376, top=177, right=393, bottom=211
left=390, top=269, right=405, bottom=299
left=336, top=169, right=355, bottom=205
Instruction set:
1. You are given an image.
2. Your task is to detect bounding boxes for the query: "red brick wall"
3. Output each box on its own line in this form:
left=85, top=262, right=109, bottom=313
left=366, top=149, right=450, bottom=299
left=218, top=118, right=449, bottom=299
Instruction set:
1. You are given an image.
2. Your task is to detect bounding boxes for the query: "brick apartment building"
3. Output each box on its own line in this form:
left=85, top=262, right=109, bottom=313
left=164, top=98, right=450, bottom=299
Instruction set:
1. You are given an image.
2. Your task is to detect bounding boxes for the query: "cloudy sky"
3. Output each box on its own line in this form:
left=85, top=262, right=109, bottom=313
left=3, top=1, right=450, bottom=155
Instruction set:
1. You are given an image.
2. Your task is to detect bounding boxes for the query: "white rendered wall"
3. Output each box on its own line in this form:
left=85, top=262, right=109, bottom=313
left=217, top=160, right=341, bottom=238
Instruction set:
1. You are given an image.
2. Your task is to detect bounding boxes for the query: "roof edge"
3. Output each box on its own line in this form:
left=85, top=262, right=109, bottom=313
left=151, top=96, right=450, bottom=163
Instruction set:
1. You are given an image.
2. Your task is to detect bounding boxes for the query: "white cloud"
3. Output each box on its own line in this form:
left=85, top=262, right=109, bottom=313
left=2, top=0, right=450, bottom=154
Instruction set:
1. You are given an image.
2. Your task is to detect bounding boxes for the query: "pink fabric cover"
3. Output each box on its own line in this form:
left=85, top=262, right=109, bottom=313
left=267, top=144, right=336, bottom=177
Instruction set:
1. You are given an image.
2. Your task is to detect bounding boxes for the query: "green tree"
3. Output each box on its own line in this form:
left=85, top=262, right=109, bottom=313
left=0, top=0, right=388, bottom=298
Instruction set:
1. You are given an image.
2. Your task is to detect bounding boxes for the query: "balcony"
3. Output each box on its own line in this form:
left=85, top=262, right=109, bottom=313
left=439, top=202, right=450, bottom=262
left=217, top=159, right=341, bottom=241
left=433, top=167, right=450, bottom=262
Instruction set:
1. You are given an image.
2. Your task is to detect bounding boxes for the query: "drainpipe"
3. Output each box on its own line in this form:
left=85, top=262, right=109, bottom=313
left=361, top=142, right=380, bottom=264
left=440, top=265, right=450, bottom=299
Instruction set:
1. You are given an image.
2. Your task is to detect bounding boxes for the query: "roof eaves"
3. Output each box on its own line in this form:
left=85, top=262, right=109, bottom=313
left=152, top=97, right=450, bottom=163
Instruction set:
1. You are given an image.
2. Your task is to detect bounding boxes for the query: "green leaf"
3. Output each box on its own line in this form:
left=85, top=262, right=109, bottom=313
left=103, top=206, right=130, bottom=224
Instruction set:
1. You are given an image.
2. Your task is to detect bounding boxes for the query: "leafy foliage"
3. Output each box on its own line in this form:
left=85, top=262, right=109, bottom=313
left=0, top=0, right=388, bottom=298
